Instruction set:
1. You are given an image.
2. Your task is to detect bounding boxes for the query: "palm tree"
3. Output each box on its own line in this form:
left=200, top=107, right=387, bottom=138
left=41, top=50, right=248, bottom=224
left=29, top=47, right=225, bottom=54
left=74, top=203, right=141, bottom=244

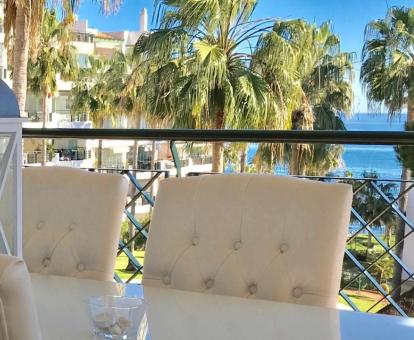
left=360, top=6, right=414, bottom=301
left=71, top=55, right=116, bottom=168
left=134, top=0, right=283, bottom=172
left=70, top=51, right=140, bottom=167
left=27, top=9, right=78, bottom=165
left=4, top=0, right=122, bottom=114
left=253, top=20, right=354, bottom=174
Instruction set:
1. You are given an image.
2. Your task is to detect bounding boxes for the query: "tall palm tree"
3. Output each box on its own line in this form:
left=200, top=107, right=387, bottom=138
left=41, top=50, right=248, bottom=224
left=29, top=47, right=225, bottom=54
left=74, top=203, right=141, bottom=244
left=253, top=20, right=354, bottom=174
left=4, top=0, right=45, bottom=112
left=4, top=0, right=122, bottom=114
left=361, top=6, right=414, bottom=301
left=134, top=0, right=283, bottom=172
left=27, top=9, right=78, bottom=165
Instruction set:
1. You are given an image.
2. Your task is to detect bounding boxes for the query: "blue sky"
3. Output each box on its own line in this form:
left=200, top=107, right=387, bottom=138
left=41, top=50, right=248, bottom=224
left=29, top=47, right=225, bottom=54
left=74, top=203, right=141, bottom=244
left=78, top=0, right=413, bottom=113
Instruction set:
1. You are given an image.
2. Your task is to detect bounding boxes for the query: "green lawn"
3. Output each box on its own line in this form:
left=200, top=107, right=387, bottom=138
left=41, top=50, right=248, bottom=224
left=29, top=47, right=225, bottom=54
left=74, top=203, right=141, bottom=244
left=347, top=233, right=396, bottom=254
left=338, top=290, right=388, bottom=313
left=116, top=250, right=389, bottom=313
left=115, top=250, right=145, bottom=282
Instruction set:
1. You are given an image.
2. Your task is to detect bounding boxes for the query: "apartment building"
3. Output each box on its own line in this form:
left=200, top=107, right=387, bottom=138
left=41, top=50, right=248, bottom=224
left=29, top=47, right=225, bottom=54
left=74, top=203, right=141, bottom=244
left=23, top=8, right=150, bottom=167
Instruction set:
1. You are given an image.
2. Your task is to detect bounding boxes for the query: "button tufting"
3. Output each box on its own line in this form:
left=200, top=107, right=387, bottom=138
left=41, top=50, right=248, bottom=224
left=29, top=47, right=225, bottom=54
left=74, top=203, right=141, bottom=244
left=77, top=263, right=85, bottom=272
left=192, top=236, right=199, bottom=246
left=162, top=275, right=171, bottom=285
left=280, top=244, right=289, bottom=254
left=205, top=278, right=214, bottom=289
left=42, top=257, right=51, bottom=267
left=37, top=222, right=44, bottom=231
left=68, top=223, right=76, bottom=232
left=233, top=241, right=242, bottom=250
left=292, top=287, right=303, bottom=298
left=248, top=283, right=258, bottom=295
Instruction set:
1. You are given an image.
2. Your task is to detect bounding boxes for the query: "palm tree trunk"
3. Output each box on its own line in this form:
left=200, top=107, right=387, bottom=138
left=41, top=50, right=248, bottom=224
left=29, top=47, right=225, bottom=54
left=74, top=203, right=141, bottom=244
left=240, top=148, right=246, bottom=173
left=96, top=118, right=104, bottom=168
left=97, top=140, right=103, bottom=168
left=13, top=6, right=30, bottom=115
left=367, top=233, right=373, bottom=249
left=41, top=92, right=48, bottom=166
left=212, top=109, right=224, bottom=173
left=289, top=145, right=306, bottom=175
left=391, top=94, right=414, bottom=300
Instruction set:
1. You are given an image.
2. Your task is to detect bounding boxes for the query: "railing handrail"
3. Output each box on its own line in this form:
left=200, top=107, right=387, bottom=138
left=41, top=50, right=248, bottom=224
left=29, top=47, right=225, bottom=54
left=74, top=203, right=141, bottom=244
left=22, top=128, right=414, bottom=145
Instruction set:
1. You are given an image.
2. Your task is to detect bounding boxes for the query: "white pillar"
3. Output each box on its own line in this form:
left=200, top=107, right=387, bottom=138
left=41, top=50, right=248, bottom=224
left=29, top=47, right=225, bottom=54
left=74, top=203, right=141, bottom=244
left=140, top=8, right=148, bottom=32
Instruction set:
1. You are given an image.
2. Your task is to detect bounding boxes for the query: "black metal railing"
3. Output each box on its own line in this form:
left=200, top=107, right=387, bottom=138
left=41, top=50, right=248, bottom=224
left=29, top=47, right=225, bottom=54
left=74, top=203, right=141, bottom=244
left=22, top=128, right=414, bottom=317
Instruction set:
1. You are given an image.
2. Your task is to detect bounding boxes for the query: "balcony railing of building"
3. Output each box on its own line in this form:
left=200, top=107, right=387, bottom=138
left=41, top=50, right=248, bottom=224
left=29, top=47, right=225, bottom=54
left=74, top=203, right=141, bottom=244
left=22, top=128, right=414, bottom=317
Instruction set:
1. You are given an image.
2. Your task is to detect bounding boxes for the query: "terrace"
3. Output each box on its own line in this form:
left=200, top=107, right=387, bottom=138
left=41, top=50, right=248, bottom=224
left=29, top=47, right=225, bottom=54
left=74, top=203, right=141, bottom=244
left=21, top=127, right=414, bottom=318
left=1, top=0, right=414, bottom=339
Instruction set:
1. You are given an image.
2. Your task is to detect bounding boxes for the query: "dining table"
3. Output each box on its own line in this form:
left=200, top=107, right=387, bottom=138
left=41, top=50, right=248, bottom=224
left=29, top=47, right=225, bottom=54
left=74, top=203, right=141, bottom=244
left=30, top=273, right=414, bottom=340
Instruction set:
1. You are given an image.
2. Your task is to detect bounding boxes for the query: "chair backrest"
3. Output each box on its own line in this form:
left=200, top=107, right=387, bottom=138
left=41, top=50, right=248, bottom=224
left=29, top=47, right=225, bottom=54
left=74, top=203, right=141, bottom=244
left=143, top=174, right=353, bottom=308
left=23, top=167, right=128, bottom=281
left=0, top=255, right=42, bottom=340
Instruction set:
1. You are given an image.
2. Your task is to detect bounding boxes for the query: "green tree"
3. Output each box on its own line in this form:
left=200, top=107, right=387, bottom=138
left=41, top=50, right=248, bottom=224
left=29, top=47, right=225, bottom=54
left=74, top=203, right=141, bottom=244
left=27, top=9, right=78, bottom=165
left=134, top=0, right=283, bottom=172
left=253, top=20, right=354, bottom=174
left=396, top=121, right=414, bottom=173
left=4, top=0, right=122, bottom=114
left=70, top=52, right=133, bottom=167
left=361, top=6, right=414, bottom=302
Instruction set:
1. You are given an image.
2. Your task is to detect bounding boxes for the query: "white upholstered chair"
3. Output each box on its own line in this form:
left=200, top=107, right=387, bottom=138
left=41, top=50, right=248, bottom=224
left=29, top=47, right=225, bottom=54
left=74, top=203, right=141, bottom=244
left=143, top=174, right=353, bottom=308
left=23, top=167, right=128, bottom=281
left=0, top=254, right=42, bottom=340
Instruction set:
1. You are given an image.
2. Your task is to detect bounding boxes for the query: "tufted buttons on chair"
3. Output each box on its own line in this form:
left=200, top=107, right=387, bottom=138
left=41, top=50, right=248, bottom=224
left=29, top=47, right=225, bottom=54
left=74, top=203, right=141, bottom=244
left=248, top=283, right=258, bottom=295
left=162, top=275, right=171, bottom=285
left=23, top=167, right=129, bottom=282
left=142, top=174, right=353, bottom=308
left=77, top=263, right=85, bottom=272
left=192, top=236, right=199, bottom=246
left=42, top=257, right=51, bottom=268
left=279, top=243, right=289, bottom=254
left=233, top=241, right=242, bottom=251
left=205, top=278, right=214, bottom=289
left=292, top=287, right=303, bottom=298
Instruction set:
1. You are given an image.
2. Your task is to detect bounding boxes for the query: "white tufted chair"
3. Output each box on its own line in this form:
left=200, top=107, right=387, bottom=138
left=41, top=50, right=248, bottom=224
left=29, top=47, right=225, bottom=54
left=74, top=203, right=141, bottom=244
left=0, top=254, right=42, bottom=340
left=143, top=174, right=353, bottom=308
left=23, top=167, right=128, bottom=281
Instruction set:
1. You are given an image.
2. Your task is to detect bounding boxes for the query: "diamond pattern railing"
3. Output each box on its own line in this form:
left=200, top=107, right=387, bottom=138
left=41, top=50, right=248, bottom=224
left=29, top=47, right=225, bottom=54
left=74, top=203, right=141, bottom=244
left=86, top=168, right=169, bottom=284
left=299, top=175, right=414, bottom=316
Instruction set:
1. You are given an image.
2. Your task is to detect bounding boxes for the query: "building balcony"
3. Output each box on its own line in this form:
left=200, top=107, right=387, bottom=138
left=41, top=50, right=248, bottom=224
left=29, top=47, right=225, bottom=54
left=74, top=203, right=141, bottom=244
left=18, top=127, right=414, bottom=319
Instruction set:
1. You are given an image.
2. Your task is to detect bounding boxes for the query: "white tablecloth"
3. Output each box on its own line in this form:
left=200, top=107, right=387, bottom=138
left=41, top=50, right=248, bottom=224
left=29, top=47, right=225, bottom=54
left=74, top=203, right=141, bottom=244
left=31, top=273, right=414, bottom=340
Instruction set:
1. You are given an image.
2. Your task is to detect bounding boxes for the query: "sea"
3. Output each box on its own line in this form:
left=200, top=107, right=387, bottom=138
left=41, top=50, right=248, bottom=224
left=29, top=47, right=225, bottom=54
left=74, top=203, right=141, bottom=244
left=244, top=113, right=407, bottom=236
left=341, top=113, right=406, bottom=179
left=245, top=113, right=407, bottom=179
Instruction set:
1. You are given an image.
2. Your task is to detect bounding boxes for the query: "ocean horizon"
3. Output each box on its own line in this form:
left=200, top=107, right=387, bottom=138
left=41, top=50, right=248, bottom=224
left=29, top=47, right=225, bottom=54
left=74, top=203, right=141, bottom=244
left=245, top=112, right=407, bottom=179
left=341, top=113, right=405, bottom=179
